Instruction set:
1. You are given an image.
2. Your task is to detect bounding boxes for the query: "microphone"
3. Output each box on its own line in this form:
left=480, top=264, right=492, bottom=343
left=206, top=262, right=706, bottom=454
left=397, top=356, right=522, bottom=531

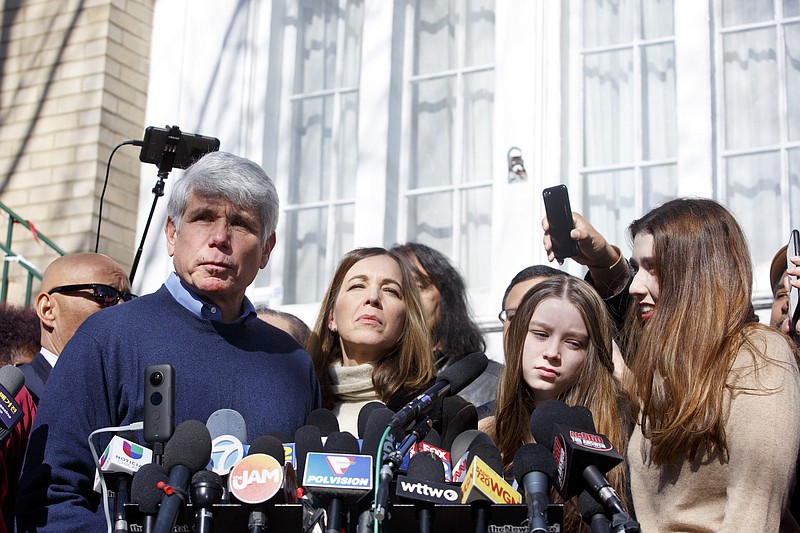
left=448, top=429, right=481, bottom=482
left=248, top=434, right=298, bottom=503
left=131, top=463, right=169, bottom=533
left=395, top=452, right=460, bottom=533
left=408, top=429, right=452, bottom=481
left=460, top=433, right=521, bottom=533
left=579, top=490, right=611, bottom=533
left=228, top=435, right=286, bottom=533
left=357, top=407, right=399, bottom=533
left=95, top=432, right=152, bottom=533
left=513, top=443, right=558, bottom=533
left=357, top=401, right=386, bottom=439
left=206, top=409, right=247, bottom=501
left=441, top=395, right=478, bottom=453
left=306, top=408, right=340, bottom=437
left=294, top=424, right=324, bottom=484
left=389, top=352, right=488, bottom=431
left=190, top=470, right=224, bottom=533
left=153, top=420, right=213, bottom=533
left=0, top=364, right=25, bottom=446
left=303, top=431, right=373, bottom=533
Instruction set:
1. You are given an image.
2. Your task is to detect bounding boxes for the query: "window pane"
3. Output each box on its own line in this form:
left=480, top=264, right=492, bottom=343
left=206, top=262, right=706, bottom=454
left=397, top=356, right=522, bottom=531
left=465, top=0, right=495, bottom=67
left=297, top=0, right=338, bottom=93
left=407, top=191, right=453, bottom=252
left=785, top=22, right=800, bottom=142
left=786, top=0, right=800, bottom=18
left=460, top=186, right=491, bottom=290
left=583, top=170, right=637, bottom=255
left=410, top=78, right=454, bottom=189
left=584, top=49, right=634, bottom=167
left=341, top=0, right=364, bottom=87
left=463, top=70, right=494, bottom=184
left=723, top=28, right=779, bottom=150
left=332, top=204, right=355, bottom=271
left=642, top=164, right=678, bottom=211
left=338, top=91, right=359, bottom=198
left=789, top=147, right=800, bottom=227
left=725, top=152, right=782, bottom=264
left=289, top=96, right=333, bottom=204
left=414, top=0, right=456, bottom=75
left=721, top=0, right=774, bottom=27
left=641, top=0, right=674, bottom=40
left=641, top=42, right=677, bottom=160
left=284, top=208, right=329, bottom=304
left=583, top=0, right=633, bottom=48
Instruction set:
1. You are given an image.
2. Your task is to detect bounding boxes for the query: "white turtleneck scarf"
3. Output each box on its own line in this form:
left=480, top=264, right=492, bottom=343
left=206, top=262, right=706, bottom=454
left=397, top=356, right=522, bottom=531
left=328, top=362, right=381, bottom=436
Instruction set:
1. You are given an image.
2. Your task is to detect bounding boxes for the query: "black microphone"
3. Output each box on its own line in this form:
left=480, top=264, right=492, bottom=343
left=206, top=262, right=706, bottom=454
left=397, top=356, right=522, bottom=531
left=579, top=490, right=611, bottom=533
left=389, top=352, right=488, bottom=431
left=305, top=408, right=340, bottom=437
left=399, top=452, right=449, bottom=533
left=441, top=395, right=478, bottom=453
left=513, top=443, right=558, bottom=533
left=131, top=463, right=169, bottom=533
left=530, top=401, right=637, bottom=530
left=190, top=470, right=224, bottom=533
left=357, top=401, right=386, bottom=439
left=249, top=434, right=297, bottom=504
left=153, top=420, right=212, bottom=533
left=229, top=435, right=288, bottom=533
left=110, top=430, right=139, bottom=533
left=294, top=424, right=324, bottom=484
left=357, top=407, right=398, bottom=533
left=461, top=432, right=508, bottom=533
left=0, top=364, right=25, bottom=446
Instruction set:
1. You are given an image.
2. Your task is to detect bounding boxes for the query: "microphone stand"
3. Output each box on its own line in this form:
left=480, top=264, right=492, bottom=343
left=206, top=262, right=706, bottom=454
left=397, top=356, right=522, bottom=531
left=128, top=125, right=181, bottom=284
left=374, top=417, right=432, bottom=522
left=610, top=512, right=640, bottom=533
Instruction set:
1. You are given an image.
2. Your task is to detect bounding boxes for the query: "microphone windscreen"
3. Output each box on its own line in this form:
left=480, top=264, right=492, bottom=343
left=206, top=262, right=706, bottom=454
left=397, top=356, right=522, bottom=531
left=163, top=419, right=212, bottom=473
left=466, top=432, right=503, bottom=474
left=441, top=397, right=478, bottom=452
left=422, top=428, right=442, bottom=448
left=323, top=431, right=360, bottom=454
left=0, top=364, right=25, bottom=396
left=131, top=463, right=169, bottom=514
left=512, top=443, right=558, bottom=486
left=437, top=352, right=488, bottom=395
left=264, top=430, right=292, bottom=443
left=407, top=452, right=446, bottom=484
left=305, top=408, right=339, bottom=437
left=294, top=425, right=323, bottom=481
left=206, top=408, right=247, bottom=442
left=249, top=435, right=286, bottom=463
left=579, top=490, right=607, bottom=524
left=449, top=429, right=481, bottom=463
left=360, top=407, right=399, bottom=463
left=571, top=405, right=596, bottom=432
left=357, top=401, right=386, bottom=439
left=529, top=400, right=574, bottom=450
left=192, top=469, right=223, bottom=486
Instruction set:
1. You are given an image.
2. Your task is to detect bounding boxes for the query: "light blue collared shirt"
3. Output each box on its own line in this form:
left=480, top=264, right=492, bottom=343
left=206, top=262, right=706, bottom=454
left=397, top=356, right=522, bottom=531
left=164, top=272, right=256, bottom=324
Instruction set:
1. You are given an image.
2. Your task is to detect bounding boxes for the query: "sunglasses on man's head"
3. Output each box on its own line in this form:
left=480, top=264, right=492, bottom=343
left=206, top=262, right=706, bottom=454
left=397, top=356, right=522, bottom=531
left=48, top=283, right=136, bottom=308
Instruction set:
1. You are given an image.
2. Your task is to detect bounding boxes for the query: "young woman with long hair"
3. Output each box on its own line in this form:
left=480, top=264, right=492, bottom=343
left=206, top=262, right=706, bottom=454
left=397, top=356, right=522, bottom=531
left=622, top=198, right=800, bottom=531
left=480, top=275, right=628, bottom=532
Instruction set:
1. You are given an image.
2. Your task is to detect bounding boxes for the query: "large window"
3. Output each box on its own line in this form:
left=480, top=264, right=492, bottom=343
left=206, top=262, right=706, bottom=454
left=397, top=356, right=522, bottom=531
left=282, top=0, right=364, bottom=304
left=717, top=0, right=800, bottom=278
left=402, top=0, right=495, bottom=290
left=577, top=0, right=678, bottom=250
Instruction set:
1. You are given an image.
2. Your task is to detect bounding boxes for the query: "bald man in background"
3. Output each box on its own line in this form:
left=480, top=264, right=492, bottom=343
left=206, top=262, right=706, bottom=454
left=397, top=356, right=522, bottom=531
left=19, top=252, right=131, bottom=404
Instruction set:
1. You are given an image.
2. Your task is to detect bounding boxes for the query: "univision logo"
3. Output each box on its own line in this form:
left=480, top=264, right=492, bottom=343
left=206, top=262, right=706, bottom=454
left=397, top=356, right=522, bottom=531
left=123, top=441, right=144, bottom=460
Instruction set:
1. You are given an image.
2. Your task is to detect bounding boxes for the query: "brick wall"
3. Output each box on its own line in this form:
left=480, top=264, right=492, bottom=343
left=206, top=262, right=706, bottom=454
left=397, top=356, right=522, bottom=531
left=0, top=0, right=153, bottom=304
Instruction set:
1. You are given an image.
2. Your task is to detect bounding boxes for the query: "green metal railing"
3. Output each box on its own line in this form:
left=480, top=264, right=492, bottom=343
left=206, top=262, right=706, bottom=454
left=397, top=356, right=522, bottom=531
left=0, top=201, right=65, bottom=306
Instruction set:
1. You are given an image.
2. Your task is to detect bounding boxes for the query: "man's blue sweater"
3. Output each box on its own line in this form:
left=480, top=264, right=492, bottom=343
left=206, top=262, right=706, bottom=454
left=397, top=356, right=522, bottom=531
left=16, top=286, right=320, bottom=531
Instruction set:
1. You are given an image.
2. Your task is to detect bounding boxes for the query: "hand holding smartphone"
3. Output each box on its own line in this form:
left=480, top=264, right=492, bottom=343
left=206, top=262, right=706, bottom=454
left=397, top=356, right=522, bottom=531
left=788, top=229, right=800, bottom=333
left=543, top=185, right=579, bottom=261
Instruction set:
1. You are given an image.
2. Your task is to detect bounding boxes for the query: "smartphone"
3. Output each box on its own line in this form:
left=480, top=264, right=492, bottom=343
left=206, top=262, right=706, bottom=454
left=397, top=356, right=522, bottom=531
left=139, top=126, right=220, bottom=170
left=543, top=184, right=579, bottom=260
left=788, top=229, right=800, bottom=332
left=143, top=363, right=175, bottom=444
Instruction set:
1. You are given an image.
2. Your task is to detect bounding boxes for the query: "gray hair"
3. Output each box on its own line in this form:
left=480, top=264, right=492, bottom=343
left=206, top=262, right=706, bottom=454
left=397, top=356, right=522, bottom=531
left=167, top=151, right=279, bottom=245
